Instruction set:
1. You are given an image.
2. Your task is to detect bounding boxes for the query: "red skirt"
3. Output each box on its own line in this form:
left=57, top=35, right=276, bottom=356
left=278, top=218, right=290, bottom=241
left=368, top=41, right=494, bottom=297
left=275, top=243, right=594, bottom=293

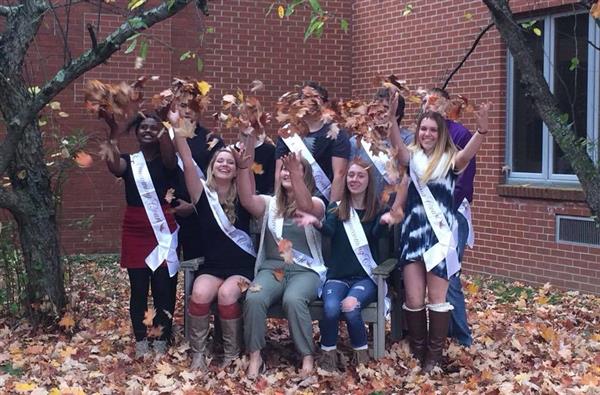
left=120, top=205, right=178, bottom=269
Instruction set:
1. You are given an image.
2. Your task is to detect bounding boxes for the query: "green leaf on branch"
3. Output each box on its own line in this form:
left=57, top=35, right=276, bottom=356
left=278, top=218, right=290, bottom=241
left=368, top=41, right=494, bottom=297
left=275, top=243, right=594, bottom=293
left=180, top=50, right=192, bottom=61
left=128, top=17, right=148, bottom=30
left=308, top=0, right=322, bottom=14
left=139, top=40, right=149, bottom=59
left=206, top=26, right=215, bottom=33
left=124, top=39, right=137, bottom=54
left=167, top=0, right=176, bottom=10
left=532, top=27, right=542, bottom=37
left=304, top=15, right=324, bottom=41
left=128, top=0, right=146, bottom=11
left=126, top=33, right=141, bottom=42
left=197, top=58, right=204, bottom=72
left=569, top=57, right=579, bottom=71
left=340, top=18, right=349, bottom=33
left=558, top=113, right=570, bottom=124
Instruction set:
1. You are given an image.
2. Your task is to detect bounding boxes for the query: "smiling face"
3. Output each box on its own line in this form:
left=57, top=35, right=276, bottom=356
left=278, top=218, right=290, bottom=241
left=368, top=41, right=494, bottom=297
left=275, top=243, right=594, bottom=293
left=211, top=150, right=236, bottom=181
left=279, top=166, right=299, bottom=190
left=417, top=117, right=440, bottom=155
left=135, top=117, right=162, bottom=145
left=346, top=164, right=369, bottom=195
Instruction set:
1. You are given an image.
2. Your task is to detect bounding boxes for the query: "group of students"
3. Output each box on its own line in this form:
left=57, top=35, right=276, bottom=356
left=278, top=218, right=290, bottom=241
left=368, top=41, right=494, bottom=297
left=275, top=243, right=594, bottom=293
left=101, top=81, right=489, bottom=377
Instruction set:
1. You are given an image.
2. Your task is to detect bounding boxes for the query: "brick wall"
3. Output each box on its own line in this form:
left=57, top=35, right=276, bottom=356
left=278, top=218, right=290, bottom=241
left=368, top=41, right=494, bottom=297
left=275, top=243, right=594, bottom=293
left=351, top=0, right=600, bottom=294
left=4, top=0, right=598, bottom=294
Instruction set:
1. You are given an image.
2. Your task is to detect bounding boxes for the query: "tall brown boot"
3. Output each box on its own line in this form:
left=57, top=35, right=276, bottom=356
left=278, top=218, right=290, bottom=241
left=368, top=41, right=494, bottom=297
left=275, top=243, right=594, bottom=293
left=189, top=314, right=210, bottom=370
left=219, top=317, right=242, bottom=368
left=403, top=304, right=427, bottom=364
left=423, top=303, right=452, bottom=373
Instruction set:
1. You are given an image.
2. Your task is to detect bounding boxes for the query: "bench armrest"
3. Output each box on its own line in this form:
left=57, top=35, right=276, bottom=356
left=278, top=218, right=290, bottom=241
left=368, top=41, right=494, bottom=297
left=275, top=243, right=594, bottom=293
left=180, top=257, right=204, bottom=272
left=372, top=258, right=396, bottom=277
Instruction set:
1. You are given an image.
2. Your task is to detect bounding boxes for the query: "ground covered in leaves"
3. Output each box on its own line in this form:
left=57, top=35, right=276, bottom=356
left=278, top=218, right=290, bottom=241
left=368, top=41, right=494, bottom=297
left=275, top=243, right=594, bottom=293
left=0, top=256, right=598, bottom=394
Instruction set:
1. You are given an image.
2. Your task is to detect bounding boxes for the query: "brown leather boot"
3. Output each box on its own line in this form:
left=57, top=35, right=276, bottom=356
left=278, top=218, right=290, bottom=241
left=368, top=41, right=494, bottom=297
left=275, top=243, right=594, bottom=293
left=423, top=308, right=451, bottom=373
left=403, top=304, right=427, bottom=364
left=219, top=317, right=242, bottom=368
left=189, top=314, right=210, bottom=370
left=352, top=349, right=370, bottom=366
left=317, top=349, right=339, bottom=372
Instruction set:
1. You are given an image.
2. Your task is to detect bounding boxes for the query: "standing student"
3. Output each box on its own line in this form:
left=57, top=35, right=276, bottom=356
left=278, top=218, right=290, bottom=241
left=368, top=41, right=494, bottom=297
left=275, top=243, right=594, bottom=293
left=274, top=81, right=350, bottom=203
left=231, top=131, right=276, bottom=195
left=390, top=102, right=490, bottom=372
left=235, top=149, right=326, bottom=379
left=172, top=113, right=256, bottom=370
left=100, top=110, right=179, bottom=358
left=294, top=159, right=389, bottom=370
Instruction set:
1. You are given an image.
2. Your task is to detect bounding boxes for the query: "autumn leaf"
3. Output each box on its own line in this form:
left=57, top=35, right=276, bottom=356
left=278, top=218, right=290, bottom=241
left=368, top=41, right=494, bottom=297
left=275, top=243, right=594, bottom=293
left=223, top=94, right=237, bottom=104
left=237, top=278, right=250, bottom=293
left=148, top=325, right=164, bottom=338
left=592, top=3, right=600, bottom=19
left=273, top=267, right=285, bottom=282
left=173, top=118, right=196, bottom=139
left=207, top=138, right=219, bottom=151
left=14, top=382, right=37, bottom=392
left=277, top=5, right=285, bottom=18
left=277, top=239, right=293, bottom=264
left=58, top=312, right=76, bottom=331
left=465, top=282, right=479, bottom=296
left=197, top=81, right=212, bottom=96
left=326, top=123, right=340, bottom=140
left=143, top=307, right=156, bottom=327
left=539, top=325, right=556, bottom=343
left=74, top=151, right=93, bottom=168
left=49, top=101, right=61, bottom=111
left=250, top=80, right=264, bottom=93
left=164, top=188, right=176, bottom=204
left=251, top=162, right=264, bottom=175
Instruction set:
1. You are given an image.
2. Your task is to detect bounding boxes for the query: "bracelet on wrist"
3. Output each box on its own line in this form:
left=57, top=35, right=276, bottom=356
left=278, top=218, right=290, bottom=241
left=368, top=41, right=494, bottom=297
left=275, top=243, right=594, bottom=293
left=476, top=128, right=488, bottom=135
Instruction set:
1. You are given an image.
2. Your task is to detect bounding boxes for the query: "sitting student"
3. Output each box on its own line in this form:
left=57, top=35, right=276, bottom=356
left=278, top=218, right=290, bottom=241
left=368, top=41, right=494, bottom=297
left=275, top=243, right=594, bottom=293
left=294, top=159, right=390, bottom=370
left=172, top=112, right=256, bottom=370
left=234, top=148, right=326, bottom=379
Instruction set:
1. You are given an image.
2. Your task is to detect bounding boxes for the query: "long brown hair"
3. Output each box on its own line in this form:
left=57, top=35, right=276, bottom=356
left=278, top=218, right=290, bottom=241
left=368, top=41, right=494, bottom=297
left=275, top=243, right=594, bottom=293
left=335, top=159, right=379, bottom=222
left=205, top=148, right=238, bottom=224
left=275, top=156, right=316, bottom=218
left=409, top=111, right=458, bottom=183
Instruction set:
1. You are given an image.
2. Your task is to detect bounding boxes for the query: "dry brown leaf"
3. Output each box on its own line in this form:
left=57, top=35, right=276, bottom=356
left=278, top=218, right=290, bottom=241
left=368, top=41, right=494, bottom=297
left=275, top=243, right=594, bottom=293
left=58, top=312, right=75, bottom=331
left=237, top=278, right=250, bottom=293
left=273, top=268, right=285, bottom=282
left=148, top=325, right=164, bottom=338
left=143, top=307, right=156, bottom=327
left=164, top=188, right=176, bottom=204
left=251, top=162, right=264, bottom=175
left=277, top=239, right=293, bottom=264
left=74, top=151, right=93, bottom=168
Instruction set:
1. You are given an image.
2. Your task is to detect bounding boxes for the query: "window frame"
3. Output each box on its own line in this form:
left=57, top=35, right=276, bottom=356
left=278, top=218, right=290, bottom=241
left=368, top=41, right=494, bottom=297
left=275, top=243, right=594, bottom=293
left=505, top=11, right=600, bottom=185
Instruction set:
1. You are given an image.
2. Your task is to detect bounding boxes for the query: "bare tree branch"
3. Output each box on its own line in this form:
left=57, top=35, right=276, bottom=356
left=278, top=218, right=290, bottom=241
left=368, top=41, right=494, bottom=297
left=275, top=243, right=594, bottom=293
left=28, top=0, right=195, bottom=117
left=0, top=5, right=14, bottom=17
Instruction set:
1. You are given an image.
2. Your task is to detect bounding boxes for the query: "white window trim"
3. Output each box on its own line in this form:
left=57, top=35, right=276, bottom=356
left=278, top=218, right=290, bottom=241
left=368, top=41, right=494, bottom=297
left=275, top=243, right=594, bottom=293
left=506, top=12, right=599, bottom=185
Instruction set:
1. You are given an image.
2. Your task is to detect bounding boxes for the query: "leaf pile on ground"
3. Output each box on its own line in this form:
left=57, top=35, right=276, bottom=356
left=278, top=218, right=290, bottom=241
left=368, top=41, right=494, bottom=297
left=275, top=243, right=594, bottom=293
left=0, top=257, right=598, bottom=394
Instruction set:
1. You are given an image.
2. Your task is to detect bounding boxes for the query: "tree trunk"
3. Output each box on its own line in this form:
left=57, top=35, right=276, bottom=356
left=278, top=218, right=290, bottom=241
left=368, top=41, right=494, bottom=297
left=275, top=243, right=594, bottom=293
left=7, top=117, right=66, bottom=315
left=483, top=0, right=600, bottom=221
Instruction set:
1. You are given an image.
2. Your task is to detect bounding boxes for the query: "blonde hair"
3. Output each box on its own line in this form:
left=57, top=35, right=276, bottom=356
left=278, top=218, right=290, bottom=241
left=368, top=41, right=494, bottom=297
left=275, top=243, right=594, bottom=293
left=410, top=111, right=458, bottom=183
left=206, top=148, right=238, bottom=224
left=335, top=159, right=379, bottom=222
left=275, top=156, right=316, bottom=218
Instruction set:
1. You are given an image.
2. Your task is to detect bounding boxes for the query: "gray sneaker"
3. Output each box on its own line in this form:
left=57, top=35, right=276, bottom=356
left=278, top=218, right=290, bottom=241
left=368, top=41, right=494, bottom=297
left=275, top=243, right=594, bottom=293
left=135, top=340, right=150, bottom=359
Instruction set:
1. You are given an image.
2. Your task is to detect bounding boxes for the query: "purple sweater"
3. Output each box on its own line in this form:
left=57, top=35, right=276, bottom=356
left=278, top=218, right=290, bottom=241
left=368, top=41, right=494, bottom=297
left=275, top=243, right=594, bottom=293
left=447, top=120, right=476, bottom=207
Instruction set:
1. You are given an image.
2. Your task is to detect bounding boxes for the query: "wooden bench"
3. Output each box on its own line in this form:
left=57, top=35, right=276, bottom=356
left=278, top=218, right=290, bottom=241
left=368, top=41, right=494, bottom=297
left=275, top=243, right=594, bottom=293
left=181, top=236, right=404, bottom=359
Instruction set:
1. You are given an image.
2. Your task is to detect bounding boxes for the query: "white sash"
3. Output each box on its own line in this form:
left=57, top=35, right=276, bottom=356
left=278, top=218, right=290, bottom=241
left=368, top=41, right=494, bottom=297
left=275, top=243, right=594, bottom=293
left=457, top=198, right=475, bottom=248
left=201, top=179, right=256, bottom=257
left=409, top=162, right=460, bottom=278
left=176, top=154, right=205, bottom=180
left=360, top=140, right=397, bottom=185
left=266, top=198, right=327, bottom=292
left=342, top=206, right=390, bottom=312
left=282, top=133, right=331, bottom=201
left=130, top=152, right=179, bottom=277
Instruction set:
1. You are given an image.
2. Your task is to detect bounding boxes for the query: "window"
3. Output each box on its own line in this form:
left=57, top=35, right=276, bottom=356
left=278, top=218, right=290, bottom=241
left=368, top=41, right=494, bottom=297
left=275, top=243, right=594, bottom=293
left=506, top=12, right=600, bottom=183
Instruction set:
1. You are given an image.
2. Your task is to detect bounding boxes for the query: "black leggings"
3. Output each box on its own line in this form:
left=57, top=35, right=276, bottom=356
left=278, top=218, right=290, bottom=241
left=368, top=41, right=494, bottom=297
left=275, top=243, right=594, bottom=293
left=127, top=267, right=178, bottom=342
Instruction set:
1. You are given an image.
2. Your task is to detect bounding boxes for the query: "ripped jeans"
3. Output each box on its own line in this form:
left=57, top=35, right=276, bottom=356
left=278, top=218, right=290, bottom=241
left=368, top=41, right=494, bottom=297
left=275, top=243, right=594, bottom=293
left=319, top=277, right=377, bottom=350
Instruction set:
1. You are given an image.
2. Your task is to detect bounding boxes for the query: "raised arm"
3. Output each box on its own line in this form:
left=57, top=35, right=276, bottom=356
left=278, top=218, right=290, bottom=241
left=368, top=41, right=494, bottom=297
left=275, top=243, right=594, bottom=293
left=173, top=134, right=204, bottom=204
left=380, top=174, right=409, bottom=226
left=157, top=128, right=177, bottom=170
left=454, top=103, right=491, bottom=172
left=388, top=92, right=410, bottom=167
left=99, top=109, right=127, bottom=177
left=330, top=156, right=348, bottom=202
left=232, top=146, right=266, bottom=218
left=283, top=153, right=325, bottom=219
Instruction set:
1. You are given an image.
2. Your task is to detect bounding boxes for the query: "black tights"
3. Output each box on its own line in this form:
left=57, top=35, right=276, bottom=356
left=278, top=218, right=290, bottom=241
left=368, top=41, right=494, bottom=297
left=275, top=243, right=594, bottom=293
left=127, top=267, right=178, bottom=342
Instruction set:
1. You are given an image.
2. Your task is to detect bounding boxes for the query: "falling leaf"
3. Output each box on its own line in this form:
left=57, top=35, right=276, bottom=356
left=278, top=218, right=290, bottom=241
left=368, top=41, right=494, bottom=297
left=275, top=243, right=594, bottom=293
left=277, top=5, right=285, bottom=18
left=17, top=170, right=27, bottom=179
left=134, top=56, right=144, bottom=70
left=464, top=12, right=473, bottom=20
left=58, top=111, right=70, bottom=118
left=223, top=94, right=237, bottom=104
left=237, top=278, right=250, bottom=293
left=532, top=27, right=542, bottom=37
left=75, top=151, right=93, bottom=168
left=143, top=307, right=156, bottom=327
left=58, top=312, right=76, bottom=331
left=277, top=239, right=293, bottom=264
left=251, top=162, right=264, bottom=175
left=49, top=101, right=61, bottom=111
left=402, top=4, right=413, bottom=16
left=326, top=123, right=340, bottom=140
left=273, top=267, right=285, bottom=282
left=207, top=138, right=219, bottom=151
left=148, top=325, right=164, bottom=338
left=248, top=283, right=262, bottom=292
left=340, top=18, right=349, bottom=33
left=197, top=81, right=212, bottom=96
left=250, top=80, right=264, bottom=93
left=164, top=188, right=176, bottom=204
